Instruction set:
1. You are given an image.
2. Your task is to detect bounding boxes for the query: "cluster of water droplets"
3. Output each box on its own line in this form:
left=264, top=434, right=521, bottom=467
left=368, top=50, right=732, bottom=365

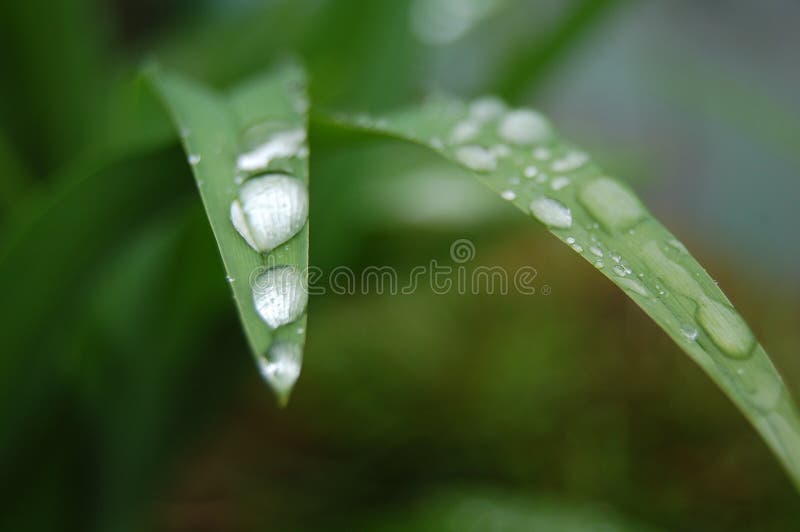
left=223, top=104, right=310, bottom=399
left=423, top=95, right=782, bottom=414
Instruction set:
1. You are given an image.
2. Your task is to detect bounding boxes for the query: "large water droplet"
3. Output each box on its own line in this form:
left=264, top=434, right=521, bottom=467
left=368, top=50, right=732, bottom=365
left=230, top=174, right=308, bottom=253
left=529, top=196, right=572, bottom=228
left=641, top=241, right=705, bottom=300
left=497, top=110, right=551, bottom=145
left=258, top=341, right=302, bottom=405
left=578, top=177, right=646, bottom=231
left=253, top=266, right=308, bottom=329
left=236, top=128, right=307, bottom=172
left=696, top=299, right=754, bottom=359
left=454, top=145, right=497, bottom=172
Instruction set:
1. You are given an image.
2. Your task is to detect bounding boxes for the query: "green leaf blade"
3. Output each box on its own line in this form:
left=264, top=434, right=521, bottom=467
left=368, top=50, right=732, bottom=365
left=149, top=64, right=310, bottom=405
left=329, top=95, right=800, bottom=488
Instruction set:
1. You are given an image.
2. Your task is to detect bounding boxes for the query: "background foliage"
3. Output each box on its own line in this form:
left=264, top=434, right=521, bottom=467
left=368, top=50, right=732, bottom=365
left=1, top=1, right=799, bottom=530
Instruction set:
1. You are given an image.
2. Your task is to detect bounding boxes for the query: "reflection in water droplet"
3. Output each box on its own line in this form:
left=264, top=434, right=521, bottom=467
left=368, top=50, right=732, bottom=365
left=498, top=110, right=551, bottom=145
left=258, top=341, right=302, bottom=403
left=454, top=145, right=497, bottom=172
left=230, top=174, right=308, bottom=253
left=696, top=299, right=754, bottom=359
left=236, top=128, right=306, bottom=172
left=253, top=266, right=308, bottom=329
left=529, top=196, right=572, bottom=228
left=579, top=177, right=646, bottom=231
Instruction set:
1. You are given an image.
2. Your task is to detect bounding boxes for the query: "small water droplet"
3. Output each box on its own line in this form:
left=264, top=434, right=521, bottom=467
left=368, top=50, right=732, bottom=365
left=532, top=147, right=551, bottom=160
left=491, top=144, right=512, bottom=158
left=668, top=238, right=688, bottom=253
left=566, top=237, right=576, bottom=245
left=529, top=196, right=572, bottom=228
left=507, top=176, right=520, bottom=185
left=500, top=189, right=516, bottom=201
left=430, top=137, right=445, bottom=150
left=230, top=174, right=309, bottom=253
left=550, top=176, right=571, bottom=191
left=188, top=154, right=201, bottom=165
left=450, top=120, right=480, bottom=143
left=680, top=324, right=698, bottom=341
left=498, top=110, right=551, bottom=145
left=613, top=264, right=628, bottom=277
left=696, top=299, right=754, bottom=359
left=454, top=145, right=497, bottom=172
left=571, top=244, right=584, bottom=253
left=589, top=246, right=604, bottom=257
left=551, top=150, right=588, bottom=173
left=236, top=128, right=307, bottom=172
left=469, top=96, right=506, bottom=122
left=523, top=165, right=539, bottom=178
left=253, top=266, right=308, bottom=328
left=258, top=341, right=302, bottom=404
left=594, top=260, right=604, bottom=269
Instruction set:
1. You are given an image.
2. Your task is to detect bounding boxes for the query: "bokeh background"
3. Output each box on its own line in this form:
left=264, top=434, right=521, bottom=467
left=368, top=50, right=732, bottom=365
left=1, top=0, right=800, bottom=530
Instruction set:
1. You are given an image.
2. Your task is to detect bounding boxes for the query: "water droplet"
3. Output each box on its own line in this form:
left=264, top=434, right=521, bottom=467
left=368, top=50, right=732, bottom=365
left=500, top=189, right=516, bottom=201
left=680, top=324, right=698, bottom=341
left=551, top=150, right=588, bottom=173
left=188, top=154, right=201, bottom=165
left=668, top=238, right=688, bottom=254
left=491, top=144, right=512, bottom=158
left=550, top=176, right=571, bottom=191
left=430, top=137, right=445, bottom=150
left=617, top=277, right=649, bottom=297
left=641, top=242, right=705, bottom=300
left=589, top=246, right=604, bottom=257
left=594, top=260, right=604, bottom=269
left=230, top=174, right=309, bottom=253
left=566, top=237, right=576, bottom=245
left=533, top=147, right=551, bottom=160
left=613, top=264, right=628, bottom=277
left=253, top=266, right=308, bottom=328
left=529, top=196, right=572, bottom=228
left=258, top=341, right=302, bottom=404
left=507, top=176, right=520, bottom=185
left=497, top=110, right=551, bottom=145
left=578, top=177, right=646, bottom=231
left=470, top=96, right=506, bottom=122
left=236, top=128, right=307, bottom=172
left=450, top=120, right=480, bottom=143
left=696, top=299, right=754, bottom=359
left=454, top=145, right=497, bottom=172
left=523, top=165, right=539, bottom=178
left=571, top=244, right=584, bottom=253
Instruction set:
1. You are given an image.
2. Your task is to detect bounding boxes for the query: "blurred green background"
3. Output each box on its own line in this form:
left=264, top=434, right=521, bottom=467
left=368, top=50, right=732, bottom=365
left=1, top=0, right=799, bottom=530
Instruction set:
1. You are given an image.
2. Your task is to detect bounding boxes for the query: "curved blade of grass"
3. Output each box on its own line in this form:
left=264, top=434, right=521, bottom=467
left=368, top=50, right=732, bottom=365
left=149, top=64, right=309, bottom=405
left=326, top=95, right=800, bottom=488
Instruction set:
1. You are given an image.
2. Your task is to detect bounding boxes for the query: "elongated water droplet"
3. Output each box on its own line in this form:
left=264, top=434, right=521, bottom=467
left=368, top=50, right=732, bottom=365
left=454, top=145, right=497, bottom=171
left=529, top=196, right=572, bottom=228
left=589, top=246, right=604, bottom=257
left=617, top=277, right=649, bottom=297
left=641, top=241, right=705, bottom=300
left=258, top=341, right=302, bottom=405
left=236, top=128, right=306, bottom=172
left=551, top=150, right=588, bottom=173
left=498, top=110, right=551, bottom=145
left=579, top=177, right=646, bottom=231
left=230, top=174, right=308, bottom=253
left=696, top=299, right=754, bottom=359
left=253, top=266, right=308, bottom=328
